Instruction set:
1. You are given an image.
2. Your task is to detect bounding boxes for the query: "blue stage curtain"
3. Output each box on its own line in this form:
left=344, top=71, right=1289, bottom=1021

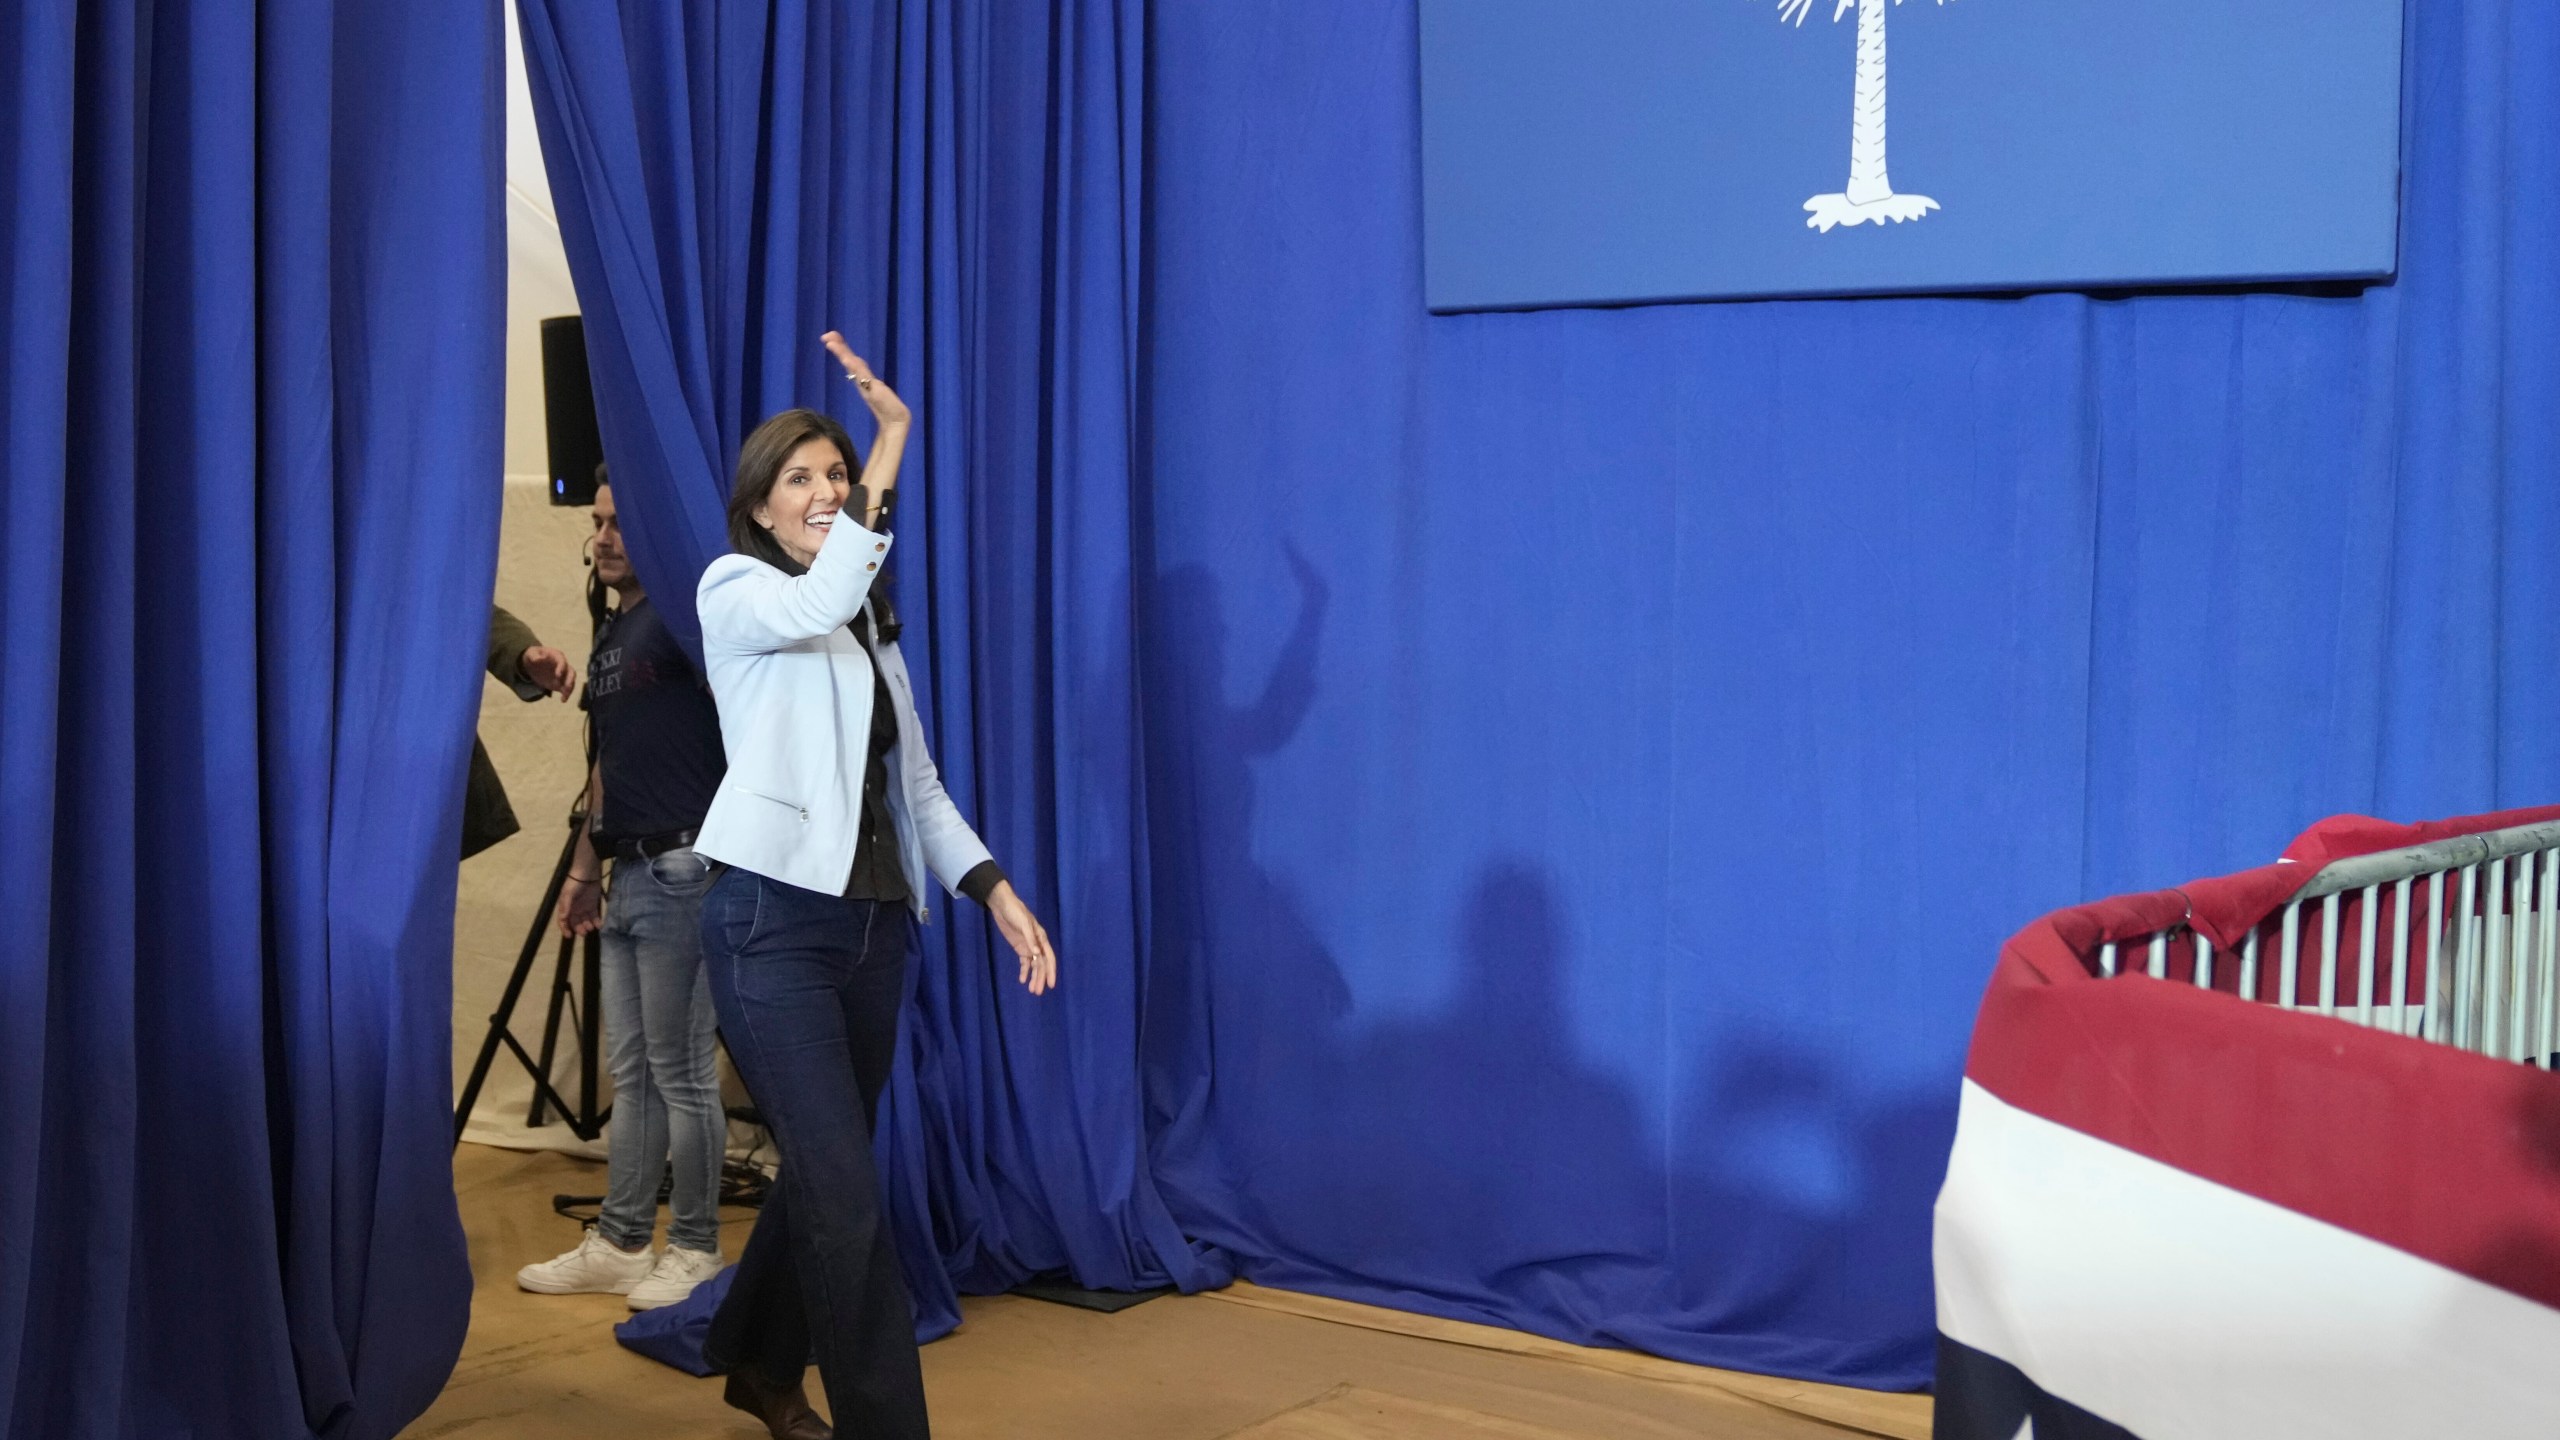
left=0, top=2, right=503, bottom=1436
left=1135, top=0, right=2559, bottom=1390
left=516, top=0, right=2556, bottom=1395
left=513, top=0, right=1228, bottom=1339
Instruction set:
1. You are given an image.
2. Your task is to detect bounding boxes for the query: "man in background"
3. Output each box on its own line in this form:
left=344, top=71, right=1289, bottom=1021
left=515, top=476, right=731, bottom=1312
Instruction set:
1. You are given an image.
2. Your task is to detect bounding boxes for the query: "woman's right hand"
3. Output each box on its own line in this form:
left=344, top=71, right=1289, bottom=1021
left=822, top=331, right=910, bottom=428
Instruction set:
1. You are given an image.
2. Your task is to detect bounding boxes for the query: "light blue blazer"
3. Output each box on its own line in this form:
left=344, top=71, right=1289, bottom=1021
left=689, top=521, right=993, bottom=917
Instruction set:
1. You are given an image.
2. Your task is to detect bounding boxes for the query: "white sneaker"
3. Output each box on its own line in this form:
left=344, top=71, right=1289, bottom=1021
left=625, top=1244, right=727, bottom=1311
left=516, top=1228, right=656, bottom=1295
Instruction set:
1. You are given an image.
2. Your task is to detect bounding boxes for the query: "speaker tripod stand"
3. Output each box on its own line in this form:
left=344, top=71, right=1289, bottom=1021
left=455, top=801, right=609, bottom=1147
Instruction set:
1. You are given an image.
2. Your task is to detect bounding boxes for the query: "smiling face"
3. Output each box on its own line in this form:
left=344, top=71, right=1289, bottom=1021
left=752, top=437, right=853, bottom=567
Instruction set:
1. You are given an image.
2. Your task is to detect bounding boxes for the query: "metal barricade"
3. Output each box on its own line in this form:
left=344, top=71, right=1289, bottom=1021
left=2093, top=820, right=2560, bottom=1068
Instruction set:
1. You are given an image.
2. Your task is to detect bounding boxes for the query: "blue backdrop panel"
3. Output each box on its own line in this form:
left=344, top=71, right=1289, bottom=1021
left=0, top=1, right=503, bottom=1436
left=1420, top=0, right=2405, bottom=308
left=1142, top=0, right=2554, bottom=1387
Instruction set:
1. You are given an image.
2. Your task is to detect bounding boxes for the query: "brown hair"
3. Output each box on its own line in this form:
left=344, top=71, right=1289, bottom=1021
left=726, top=408, right=861, bottom=576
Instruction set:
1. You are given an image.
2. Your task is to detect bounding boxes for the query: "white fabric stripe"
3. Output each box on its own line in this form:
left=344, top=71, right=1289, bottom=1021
left=1935, top=1078, right=2560, bottom=1440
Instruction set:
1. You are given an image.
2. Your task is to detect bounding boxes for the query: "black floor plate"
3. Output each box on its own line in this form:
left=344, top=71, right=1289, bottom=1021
left=1009, top=1278, right=1176, bottom=1313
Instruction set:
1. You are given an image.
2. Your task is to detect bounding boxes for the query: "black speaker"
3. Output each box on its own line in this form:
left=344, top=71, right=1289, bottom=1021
left=540, top=315, right=604, bottom=506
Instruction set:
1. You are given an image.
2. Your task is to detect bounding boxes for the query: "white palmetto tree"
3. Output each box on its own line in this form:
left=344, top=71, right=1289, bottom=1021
left=1773, top=0, right=1953, bottom=232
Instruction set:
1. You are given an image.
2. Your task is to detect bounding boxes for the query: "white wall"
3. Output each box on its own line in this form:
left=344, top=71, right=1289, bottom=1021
left=502, top=0, right=579, bottom=486
left=453, top=2, right=607, bottom=1155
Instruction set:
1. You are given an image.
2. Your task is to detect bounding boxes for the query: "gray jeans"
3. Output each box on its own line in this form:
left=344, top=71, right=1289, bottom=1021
left=597, top=846, right=724, bottom=1254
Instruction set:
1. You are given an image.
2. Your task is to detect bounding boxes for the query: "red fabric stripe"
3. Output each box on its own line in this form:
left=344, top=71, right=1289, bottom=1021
left=1964, top=807, right=2560, bottom=1314
left=1971, top=911, right=2560, bottom=1312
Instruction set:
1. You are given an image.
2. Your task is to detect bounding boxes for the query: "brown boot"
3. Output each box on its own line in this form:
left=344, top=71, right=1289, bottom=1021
left=721, top=1369, right=831, bottom=1440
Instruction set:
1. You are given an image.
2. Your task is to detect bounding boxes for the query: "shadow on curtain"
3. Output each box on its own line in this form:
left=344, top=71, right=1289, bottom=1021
left=513, top=0, right=1228, bottom=1339
left=1134, top=0, right=2558, bottom=1389
left=0, top=2, right=504, bottom=1438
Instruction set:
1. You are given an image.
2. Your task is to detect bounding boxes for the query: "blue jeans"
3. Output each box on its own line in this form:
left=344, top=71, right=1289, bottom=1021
left=698, top=866, right=926, bottom=1440
left=597, top=846, right=725, bottom=1255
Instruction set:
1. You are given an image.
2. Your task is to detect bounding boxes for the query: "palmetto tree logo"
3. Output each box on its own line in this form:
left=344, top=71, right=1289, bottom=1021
left=1771, top=0, right=1954, bottom=232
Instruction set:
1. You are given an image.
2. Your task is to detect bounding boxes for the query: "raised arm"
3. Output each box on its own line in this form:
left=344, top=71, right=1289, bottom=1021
left=700, top=333, right=918, bottom=651
left=821, top=330, right=909, bottom=528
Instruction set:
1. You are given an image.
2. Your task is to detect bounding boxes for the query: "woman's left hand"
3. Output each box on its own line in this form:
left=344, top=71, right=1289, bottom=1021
left=821, top=331, right=911, bottom=428
left=986, top=881, right=1058, bottom=996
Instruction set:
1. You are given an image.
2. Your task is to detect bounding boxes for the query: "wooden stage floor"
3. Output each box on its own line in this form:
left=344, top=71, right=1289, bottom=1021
left=405, top=1146, right=1929, bottom=1440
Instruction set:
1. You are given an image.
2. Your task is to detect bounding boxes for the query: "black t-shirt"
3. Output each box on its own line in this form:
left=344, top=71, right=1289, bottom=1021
left=588, top=597, right=726, bottom=847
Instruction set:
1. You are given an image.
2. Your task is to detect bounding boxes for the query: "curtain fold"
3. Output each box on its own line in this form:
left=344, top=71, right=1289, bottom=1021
left=515, top=0, right=1226, bottom=1339
left=0, top=2, right=503, bottom=1436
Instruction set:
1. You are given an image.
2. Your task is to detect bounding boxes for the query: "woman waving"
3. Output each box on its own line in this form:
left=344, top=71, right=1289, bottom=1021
left=692, top=333, right=1056, bottom=1440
